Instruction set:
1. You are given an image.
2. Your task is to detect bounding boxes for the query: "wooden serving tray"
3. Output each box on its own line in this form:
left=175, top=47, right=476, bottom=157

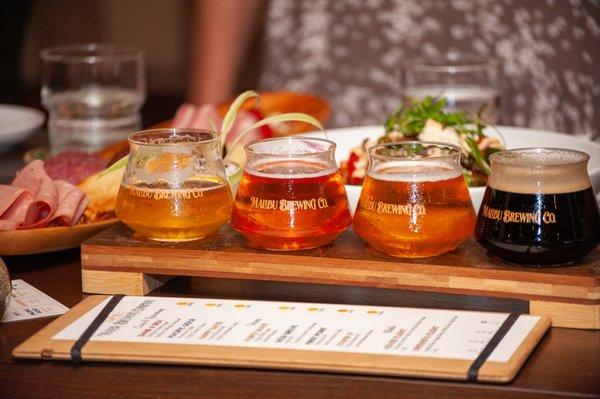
left=81, top=224, right=600, bottom=330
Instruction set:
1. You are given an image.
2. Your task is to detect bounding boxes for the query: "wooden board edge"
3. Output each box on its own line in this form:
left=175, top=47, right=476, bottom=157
left=478, top=316, right=551, bottom=383
left=79, top=251, right=600, bottom=302
left=12, top=295, right=109, bottom=359
left=81, top=269, right=172, bottom=295
left=81, top=236, right=600, bottom=288
left=530, top=300, right=600, bottom=329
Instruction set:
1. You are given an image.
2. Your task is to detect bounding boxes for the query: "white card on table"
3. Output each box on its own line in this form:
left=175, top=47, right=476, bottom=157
left=2, top=279, right=69, bottom=323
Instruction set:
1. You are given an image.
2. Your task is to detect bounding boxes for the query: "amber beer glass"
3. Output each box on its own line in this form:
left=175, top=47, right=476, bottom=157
left=115, top=128, right=232, bottom=241
left=231, top=137, right=352, bottom=250
left=353, top=142, right=476, bottom=258
left=475, top=148, right=600, bottom=265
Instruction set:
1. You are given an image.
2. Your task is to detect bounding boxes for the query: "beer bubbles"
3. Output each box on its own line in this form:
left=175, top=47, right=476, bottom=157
left=353, top=142, right=476, bottom=258
left=231, top=137, right=352, bottom=251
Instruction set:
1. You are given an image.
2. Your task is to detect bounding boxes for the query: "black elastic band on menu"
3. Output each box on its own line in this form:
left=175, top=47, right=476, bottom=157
left=70, top=294, right=124, bottom=363
left=467, top=312, right=520, bottom=382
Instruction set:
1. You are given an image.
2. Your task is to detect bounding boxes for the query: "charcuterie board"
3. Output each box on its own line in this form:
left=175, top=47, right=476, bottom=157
left=81, top=224, right=600, bottom=330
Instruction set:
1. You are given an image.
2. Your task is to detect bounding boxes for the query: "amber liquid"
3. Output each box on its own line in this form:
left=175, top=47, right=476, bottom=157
left=231, top=160, right=352, bottom=250
left=353, top=173, right=475, bottom=258
left=115, top=177, right=232, bottom=241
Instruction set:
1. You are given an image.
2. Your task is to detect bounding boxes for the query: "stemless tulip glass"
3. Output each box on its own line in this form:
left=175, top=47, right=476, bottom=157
left=231, top=137, right=352, bottom=250
left=353, top=141, right=476, bottom=257
left=115, top=128, right=232, bottom=242
left=475, top=148, right=600, bottom=265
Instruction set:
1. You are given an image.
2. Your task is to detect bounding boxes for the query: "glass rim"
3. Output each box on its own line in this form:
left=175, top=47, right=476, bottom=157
left=490, top=147, right=590, bottom=167
left=402, top=53, right=499, bottom=73
left=40, top=43, right=143, bottom=63
left=127, top=128, right=218, bottom=146
left=368, top=141, right=462, bottom=160
left=244, top=136, right=337, bottom=156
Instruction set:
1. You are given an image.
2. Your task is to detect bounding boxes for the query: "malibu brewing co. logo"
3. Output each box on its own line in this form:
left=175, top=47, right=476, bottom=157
left=482, top=205, right=557, bottom=224
left=360, top=199, right=427, bottom=216
left=250, top=197, right=330, bottom=211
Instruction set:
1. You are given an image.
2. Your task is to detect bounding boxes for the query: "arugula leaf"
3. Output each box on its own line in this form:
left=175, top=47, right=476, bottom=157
left=384, top=96, right=499, bottom=176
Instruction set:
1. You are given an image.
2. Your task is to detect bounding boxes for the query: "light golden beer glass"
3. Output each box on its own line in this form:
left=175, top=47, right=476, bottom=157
left=115, top=128, right=232, bottom=241
left=353, top=141, right=476, bottom=257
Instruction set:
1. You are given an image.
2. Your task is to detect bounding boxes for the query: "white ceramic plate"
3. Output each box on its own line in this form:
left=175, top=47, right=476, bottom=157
left=0, top=104, right=45, bottom=151
left=300, top=125, right=600, bottom=213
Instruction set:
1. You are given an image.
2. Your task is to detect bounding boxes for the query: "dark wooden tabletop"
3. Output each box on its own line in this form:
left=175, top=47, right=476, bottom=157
left=1, top=97, right=600, bottom=398
left=1, top=250, right=599, bottom=399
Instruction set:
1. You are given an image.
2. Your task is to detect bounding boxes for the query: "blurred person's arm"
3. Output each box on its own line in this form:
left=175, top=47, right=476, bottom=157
left=188, top=0, right=263, bottom=105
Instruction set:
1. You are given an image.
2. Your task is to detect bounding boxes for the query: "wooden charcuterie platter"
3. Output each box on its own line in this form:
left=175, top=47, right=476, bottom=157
left=81, top=223, right=600, bottom=330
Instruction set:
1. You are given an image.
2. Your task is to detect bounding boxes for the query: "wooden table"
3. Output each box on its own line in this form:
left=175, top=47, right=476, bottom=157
left=1, top=250, right=599, bottom=399
left=1, top=98, right=599, bottom=398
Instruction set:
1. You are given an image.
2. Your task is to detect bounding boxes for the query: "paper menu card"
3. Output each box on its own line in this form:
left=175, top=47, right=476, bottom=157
left=2, top=279, right=69, bottom=323
left=53, top=296, right=538, bottom=363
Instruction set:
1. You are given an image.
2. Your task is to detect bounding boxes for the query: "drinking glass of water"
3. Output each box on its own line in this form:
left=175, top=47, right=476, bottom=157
left=401, top=54, right=502, bottom=124
left=41, top=43, right=146, bottom=153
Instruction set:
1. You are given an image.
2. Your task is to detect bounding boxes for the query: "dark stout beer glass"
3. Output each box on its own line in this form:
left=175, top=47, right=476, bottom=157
left=475, top=148, right=600, bottom=265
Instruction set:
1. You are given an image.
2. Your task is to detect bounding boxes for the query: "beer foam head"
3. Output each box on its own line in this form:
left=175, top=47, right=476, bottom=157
left=369, top=160, right=462, bottom=182
left=247, top=158, right=337, bottom=179
left=489, top=148, right=591, bottom=194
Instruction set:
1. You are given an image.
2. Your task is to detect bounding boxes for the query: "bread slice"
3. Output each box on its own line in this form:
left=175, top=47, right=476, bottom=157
left=77, top=167, right=124, bottom=221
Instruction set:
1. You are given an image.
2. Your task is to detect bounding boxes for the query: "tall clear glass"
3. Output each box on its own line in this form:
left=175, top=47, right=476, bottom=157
left=115, top=128, right=232, bottom=242
left=231, top=137, right=352, bottom=251
left=41, top=43, right=146, bottom=153
left=353, top=141, right=476, bottom=258
left=401, top=54, right=502, bottom=124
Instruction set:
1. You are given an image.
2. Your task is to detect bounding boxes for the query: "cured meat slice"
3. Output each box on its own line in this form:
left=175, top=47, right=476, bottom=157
left=12, top=161, right=57, bottom=229
left=1, top=160, right=89, bottom=230
left=44, top=150, right=107, bottom=185
left=0, top=185, right=33, bottom=231
left=50, top=180, right=88, bottom=226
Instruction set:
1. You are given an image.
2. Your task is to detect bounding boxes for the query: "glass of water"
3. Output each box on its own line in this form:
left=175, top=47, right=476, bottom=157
left=401, top=54, right=502, bottom=124
left=41, top=43, right=146, bottom=153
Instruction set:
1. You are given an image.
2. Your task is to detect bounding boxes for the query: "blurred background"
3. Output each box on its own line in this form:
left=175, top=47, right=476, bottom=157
left=1, top=0, right=264, bottom=127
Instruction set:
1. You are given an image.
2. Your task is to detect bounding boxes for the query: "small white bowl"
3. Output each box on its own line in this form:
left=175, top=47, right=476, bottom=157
left=0, top=104, right=45, bottom=151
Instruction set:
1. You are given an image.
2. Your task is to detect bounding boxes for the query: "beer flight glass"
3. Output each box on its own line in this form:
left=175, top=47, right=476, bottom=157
left=353, top=141, right=476, bottom=258
left=115, top=128, right=233, bottom=242
left=475, top=148, right=600, bottom=265
left=231, top=137, right=352, bottom=250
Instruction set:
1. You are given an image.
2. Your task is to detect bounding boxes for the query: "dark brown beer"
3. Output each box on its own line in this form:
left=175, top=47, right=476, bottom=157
left=475, top=148, right=600, bottom=265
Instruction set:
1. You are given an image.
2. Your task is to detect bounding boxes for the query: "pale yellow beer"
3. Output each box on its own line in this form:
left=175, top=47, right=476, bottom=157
left=114, top=128, right=232, bottom=241
left=115, top=177, right=232, bottom=242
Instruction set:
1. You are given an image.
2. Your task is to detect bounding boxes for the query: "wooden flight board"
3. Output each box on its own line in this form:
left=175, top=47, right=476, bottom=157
left=81, top=224, right=600, bottom=330
left=13, top=295, right=551, bottom=383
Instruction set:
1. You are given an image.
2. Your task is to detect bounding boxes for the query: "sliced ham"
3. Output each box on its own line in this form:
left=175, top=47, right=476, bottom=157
left=12, top=160, right=58, bottom=228
left=0, top=186, right=33, bottom=231
left=50, top=180, right=88, bottom=226
left=0, top=159, right=89, bottom=230
left=21, top=176, right=57, bottom=228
